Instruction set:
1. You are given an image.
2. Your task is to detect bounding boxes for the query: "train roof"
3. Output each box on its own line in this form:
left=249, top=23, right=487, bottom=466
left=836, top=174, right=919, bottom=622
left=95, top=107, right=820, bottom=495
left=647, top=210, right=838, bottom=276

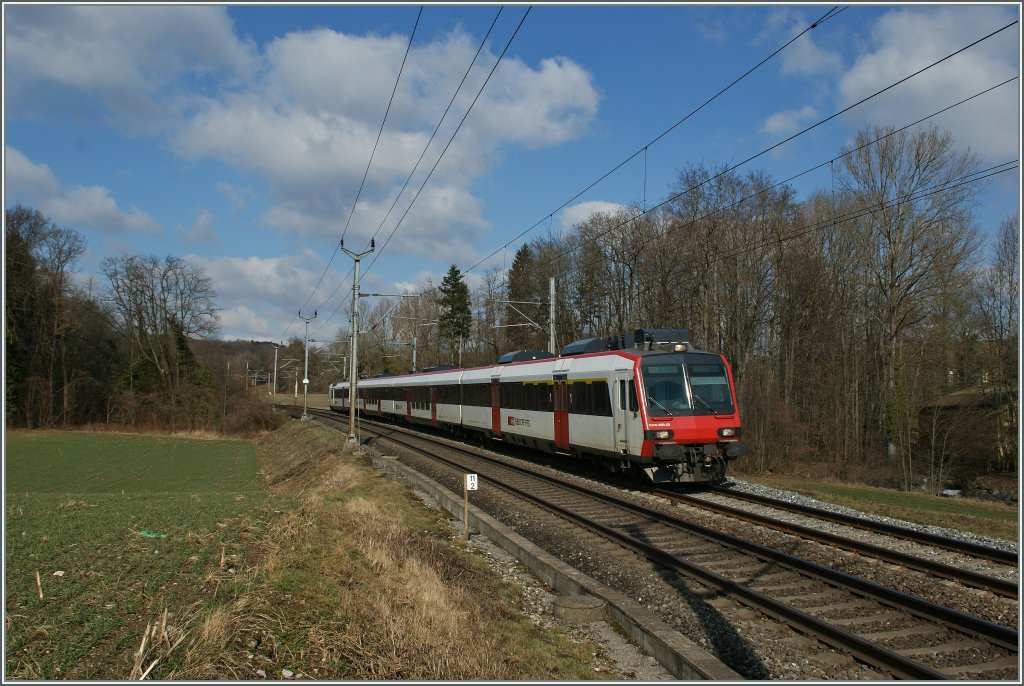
left=334, top=327, right=714, bottom=387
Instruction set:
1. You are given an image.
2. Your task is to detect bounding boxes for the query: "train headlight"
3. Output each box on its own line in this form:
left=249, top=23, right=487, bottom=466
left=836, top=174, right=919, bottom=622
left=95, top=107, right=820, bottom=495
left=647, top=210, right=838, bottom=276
left=645, top=429, right=674, bottom=440
left=718, top=427, right=742, bottom=438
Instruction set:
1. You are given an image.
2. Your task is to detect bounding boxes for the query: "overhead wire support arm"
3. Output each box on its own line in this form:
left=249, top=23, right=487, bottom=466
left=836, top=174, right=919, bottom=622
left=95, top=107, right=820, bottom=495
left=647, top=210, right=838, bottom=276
left=298, top=310, right=317, bottom=420
left=340, top=238, right=375, bottom=443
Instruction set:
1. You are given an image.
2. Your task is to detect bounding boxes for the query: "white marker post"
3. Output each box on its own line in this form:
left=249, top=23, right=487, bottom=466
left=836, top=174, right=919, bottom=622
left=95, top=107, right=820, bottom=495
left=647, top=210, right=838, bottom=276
left=464, top=474, right=478, bottom=540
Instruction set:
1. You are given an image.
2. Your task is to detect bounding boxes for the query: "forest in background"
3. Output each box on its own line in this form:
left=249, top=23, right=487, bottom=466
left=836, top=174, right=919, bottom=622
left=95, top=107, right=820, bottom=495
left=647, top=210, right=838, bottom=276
left=5, top=124, right=1018, bottom=493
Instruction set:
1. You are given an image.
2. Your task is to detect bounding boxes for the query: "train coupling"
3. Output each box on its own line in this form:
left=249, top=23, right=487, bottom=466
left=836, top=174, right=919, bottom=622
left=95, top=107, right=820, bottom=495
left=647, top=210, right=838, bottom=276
left=723, top=441, right=748, bottom=459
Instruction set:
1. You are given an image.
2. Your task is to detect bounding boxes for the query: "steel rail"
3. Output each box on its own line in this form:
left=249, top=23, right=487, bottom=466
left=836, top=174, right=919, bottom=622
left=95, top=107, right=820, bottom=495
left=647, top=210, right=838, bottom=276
left=298, top=410, right=1017, bottom=647
left=657, top=490, right=1018, bottom=599
left=348, top=417, right=1013, bottom=679
left=709, top=485, right=1018, bottom=565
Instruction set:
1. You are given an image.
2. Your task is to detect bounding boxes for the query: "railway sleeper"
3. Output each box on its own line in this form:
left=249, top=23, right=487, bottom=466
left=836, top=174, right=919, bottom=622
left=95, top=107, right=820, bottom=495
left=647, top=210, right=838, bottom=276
left=862, top=624, right=945, bottom=642
left=803, top=600, right=875, bottom=615
left=775, top=591, right=847, bottom=605
left=828, top=610, right=907, bottom=627
left=942, top=656, right=1019, bottom=677
left=750, top=581, right=817, bottom=597
left=898, top=639, right=985, bottom=657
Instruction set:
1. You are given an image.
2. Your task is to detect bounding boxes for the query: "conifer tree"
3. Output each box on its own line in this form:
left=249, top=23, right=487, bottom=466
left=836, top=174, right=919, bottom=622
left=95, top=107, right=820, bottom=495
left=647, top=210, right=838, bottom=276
left=437, top=265, right=472, bottom=363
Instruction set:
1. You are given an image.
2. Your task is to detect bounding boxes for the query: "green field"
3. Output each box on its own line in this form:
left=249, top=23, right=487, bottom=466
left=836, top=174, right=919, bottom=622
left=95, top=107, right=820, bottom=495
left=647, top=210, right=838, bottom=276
left=4, top=430, right=292, bottom=680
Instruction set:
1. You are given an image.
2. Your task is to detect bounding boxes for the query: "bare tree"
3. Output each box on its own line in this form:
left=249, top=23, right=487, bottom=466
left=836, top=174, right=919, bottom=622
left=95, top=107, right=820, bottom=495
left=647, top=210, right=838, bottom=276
left=101, top=255, right=220, bottom=425
left=837, top=125, right=980, bottom=486
left=973, top=215, right=1019, bottom=469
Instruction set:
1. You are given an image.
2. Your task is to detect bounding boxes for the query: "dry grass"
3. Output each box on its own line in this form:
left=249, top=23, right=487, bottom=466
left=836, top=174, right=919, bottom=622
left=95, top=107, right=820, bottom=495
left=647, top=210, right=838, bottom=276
left=147, top=420, right=611, bottom=680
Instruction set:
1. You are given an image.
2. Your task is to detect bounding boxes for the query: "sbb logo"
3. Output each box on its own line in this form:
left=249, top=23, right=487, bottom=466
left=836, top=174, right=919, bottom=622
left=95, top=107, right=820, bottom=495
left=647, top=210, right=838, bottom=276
left=507, top=416, right=514, bottom=426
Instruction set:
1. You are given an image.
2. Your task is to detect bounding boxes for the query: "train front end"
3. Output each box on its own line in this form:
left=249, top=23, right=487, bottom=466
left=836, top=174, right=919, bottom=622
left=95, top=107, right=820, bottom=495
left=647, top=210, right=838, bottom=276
left=631, top=333, right=748, bottom=483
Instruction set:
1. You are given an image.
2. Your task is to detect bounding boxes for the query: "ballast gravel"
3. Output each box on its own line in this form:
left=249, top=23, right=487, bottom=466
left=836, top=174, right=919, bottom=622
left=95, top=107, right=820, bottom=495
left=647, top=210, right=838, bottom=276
left=366, top=430, right=1018, bottom=681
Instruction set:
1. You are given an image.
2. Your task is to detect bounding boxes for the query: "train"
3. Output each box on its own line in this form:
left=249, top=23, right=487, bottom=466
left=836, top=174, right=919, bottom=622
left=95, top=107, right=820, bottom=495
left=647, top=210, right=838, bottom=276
left=328, top=327, right=747, bottom=483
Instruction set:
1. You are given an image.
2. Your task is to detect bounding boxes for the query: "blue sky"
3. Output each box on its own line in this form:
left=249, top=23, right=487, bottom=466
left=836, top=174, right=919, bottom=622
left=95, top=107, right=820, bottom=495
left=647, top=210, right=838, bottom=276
left=4, top=3, right=1020, bottom=344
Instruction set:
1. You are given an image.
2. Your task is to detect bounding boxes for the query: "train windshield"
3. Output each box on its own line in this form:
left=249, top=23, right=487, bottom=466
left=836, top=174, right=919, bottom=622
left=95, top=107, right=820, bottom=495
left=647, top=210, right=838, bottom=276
left=686, top=362, right=734, bottom=415
left=641, top=362, right=691, bottom=416
left=640, top=356, right=734, bottom=416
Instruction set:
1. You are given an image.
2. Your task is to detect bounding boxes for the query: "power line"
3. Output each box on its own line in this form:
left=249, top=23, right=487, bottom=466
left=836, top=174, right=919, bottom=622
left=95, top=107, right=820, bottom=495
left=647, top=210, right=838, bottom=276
left=346, top=5, right=841, bottom=332
left=460, top=20, right=1018, bottom=308
left=310, top=6, right=532, bottom=339
left=718, top=161, right=1017, bottom=264
left=281, top=6, right=423, bottom=341
left=306, top=8, right=505, bottom=336
left=462, top=6, right=848, bottom=280
left=298, top=5, right=846, bottom=339
left=341, top=7, right=424, bottom=244
left=369, top=8, right=505, bottom=246
left=362, top=7, right=533, bottom=278
left=521, top=77, right=1020, bottom=305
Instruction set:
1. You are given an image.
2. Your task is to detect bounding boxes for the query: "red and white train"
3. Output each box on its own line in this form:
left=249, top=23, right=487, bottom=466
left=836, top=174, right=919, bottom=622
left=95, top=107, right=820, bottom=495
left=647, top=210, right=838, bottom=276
left=329, top=328, right=747, bottom=483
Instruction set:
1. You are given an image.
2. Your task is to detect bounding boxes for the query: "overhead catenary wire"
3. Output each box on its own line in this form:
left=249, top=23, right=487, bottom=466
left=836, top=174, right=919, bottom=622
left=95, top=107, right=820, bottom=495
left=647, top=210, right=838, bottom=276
left=457, top=17, right=1018, bottom=308
left=462, top=6, right=848, bottom=281
left=716, top=161, right=1017, bottom=264
left=341, top=5, right=426, bottom=246
left=318, top=5, right=850, bottom=335
left=306, top=7, right=506, bottom=337
left=368, top=8, right=505, bottom=247
left=308, top=6, right=532, bottom=340
left=305, top=4, right=847, bottom=337
left=503, top=76, right=1021, bottom=308
left=280, top=6, right=423, bottom=342
left=309, top=13, right=1017, bottom=353
left=360, top=7, right=533, bottom=279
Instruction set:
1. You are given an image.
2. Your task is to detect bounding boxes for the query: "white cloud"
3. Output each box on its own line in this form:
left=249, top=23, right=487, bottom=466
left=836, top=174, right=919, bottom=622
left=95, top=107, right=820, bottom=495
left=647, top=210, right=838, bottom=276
left=561, top=200, right=629, bottom=230
left=5, top=146, right=162, bottom=235
left=780, top=28, right=841, bottom=78
left=218, top=305, right=271, bottom=339
left=4, top=145, right=60, bottom=197
left=756, top=7, right=842, bottom=77
left=185, top=251, right=334, bottom=308
left=5, top=5, right=255, bottom=129
left=216, top=182, right=252, bottom=213
left=837, top=6, right=1018, bottom=161
left=761, top=105, right=818, bottom=137
left=177, top=209, right=220, bottom=245
left=173, top=26, right=599, bottom=259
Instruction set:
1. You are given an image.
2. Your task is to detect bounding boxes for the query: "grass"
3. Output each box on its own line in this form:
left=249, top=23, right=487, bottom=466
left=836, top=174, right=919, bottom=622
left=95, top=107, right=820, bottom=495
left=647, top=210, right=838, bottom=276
left=4, top=430, right=292, bottom=680
left=243, top=421, right=615, bottom=680
left=744, top=476, right=1019, bottom=542
left=5, top=424, right=618, bottom=680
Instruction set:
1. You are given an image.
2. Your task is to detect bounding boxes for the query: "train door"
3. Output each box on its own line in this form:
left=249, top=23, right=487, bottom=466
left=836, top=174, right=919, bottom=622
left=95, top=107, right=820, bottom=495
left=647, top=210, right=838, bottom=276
left=430, top=387, right=437, bottom=426
left=405, top=387, right=412, bottom=422
left=490, top=380, right=501, bottom=436
left=615, top=373, right=633, bottom=455
left=553, top=375, right=569, bottom=451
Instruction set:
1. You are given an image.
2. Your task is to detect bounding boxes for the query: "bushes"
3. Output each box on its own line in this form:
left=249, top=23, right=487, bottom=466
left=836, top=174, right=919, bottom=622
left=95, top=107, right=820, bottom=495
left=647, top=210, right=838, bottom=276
left=221, top=396, right=285, bottom=436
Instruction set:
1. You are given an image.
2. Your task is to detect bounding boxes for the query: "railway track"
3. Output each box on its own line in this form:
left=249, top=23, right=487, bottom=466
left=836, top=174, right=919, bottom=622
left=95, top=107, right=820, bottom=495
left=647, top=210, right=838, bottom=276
left=653, top=489, right=1018, bottom=599
left=291, top=408, right=1018, bottom=680
left=705, top=485, right=1017, bottom=565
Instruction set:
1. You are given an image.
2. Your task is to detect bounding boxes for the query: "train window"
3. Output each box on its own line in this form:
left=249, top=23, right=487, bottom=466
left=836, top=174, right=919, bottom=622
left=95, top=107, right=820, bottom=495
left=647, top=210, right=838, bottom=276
left=592, top=381, right=612, bottom=417
left=468, top=383, right=487, bottom=407
left=628, top=381, right=639, bottom=413
left=525, top=383, right=544, bottom=411
left=642, top=363, right=690, bottom=416
left=686, top=363, right=734, bottom=414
